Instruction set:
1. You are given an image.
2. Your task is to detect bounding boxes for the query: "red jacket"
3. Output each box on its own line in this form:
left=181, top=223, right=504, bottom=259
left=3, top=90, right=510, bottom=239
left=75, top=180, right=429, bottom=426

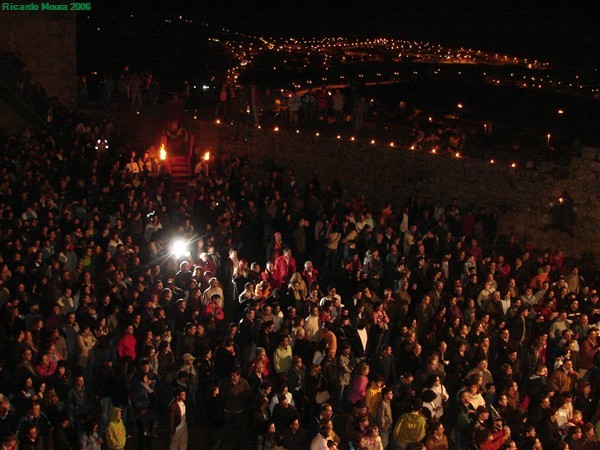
left=274, top=255, right=296, bottom=285
left=202, top=302, right=225, bottom=323
left=117, top=334, right=137, bottom=361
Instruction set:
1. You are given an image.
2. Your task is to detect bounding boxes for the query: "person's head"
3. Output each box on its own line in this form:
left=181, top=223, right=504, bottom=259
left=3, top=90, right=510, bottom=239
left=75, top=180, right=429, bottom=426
left=411, top=399, right=423, bottom=412
left=567, top=426, right=582, bottom=441
left=73, top=374, right=85, bottom=389
left=29, top=401, right=41, bottom=417
left=381, top=387, right=393, bottom=401
left=0, top=431, right=17, bottom=449
left=432, top=422, right=444, bottom=437
left=230, top=366, right=242, bottom=382
left=476, top=405, right=489, bottom=421
left=23, top=424, right=37, bottom=441
left=563, top=359, right=573, bottom=371
left=292, top=355, right=302, bottom=368
left=319, top=422, right=333, bottom=438
left=21, top=347, right=33, bottom=361
left=320, top=402, right=333, bottom=420
left=279, top=335, right=290, bottom=348
left=581, top=422, right=595, bottom=439
left=174, top=387, right=186, bottom=402
left=290, top=417, right=300, bottom=432
left=110, top=407, right=122, bottom=423
left=56, top=414, right=70, bottom=428
left=497, top=394, right=508, bottom=406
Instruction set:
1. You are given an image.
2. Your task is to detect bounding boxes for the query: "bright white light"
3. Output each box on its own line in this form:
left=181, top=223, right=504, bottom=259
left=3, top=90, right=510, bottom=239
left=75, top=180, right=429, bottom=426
left=171, top=239, right=190, bottom=259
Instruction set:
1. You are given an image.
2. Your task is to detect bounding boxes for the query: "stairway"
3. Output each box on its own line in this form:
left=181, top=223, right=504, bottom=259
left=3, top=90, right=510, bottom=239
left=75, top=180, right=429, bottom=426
left=0, top=79, right=53, bottom=132
left=168, top=155, right=192, bottom=190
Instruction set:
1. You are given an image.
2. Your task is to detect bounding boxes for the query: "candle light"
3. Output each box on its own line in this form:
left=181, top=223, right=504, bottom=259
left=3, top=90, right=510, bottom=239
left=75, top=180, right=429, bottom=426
left=203, top=152, right=210, bottom=176
left=159, top=144, right=167, bottom=161
left=547, top=133, right=551, bottom=147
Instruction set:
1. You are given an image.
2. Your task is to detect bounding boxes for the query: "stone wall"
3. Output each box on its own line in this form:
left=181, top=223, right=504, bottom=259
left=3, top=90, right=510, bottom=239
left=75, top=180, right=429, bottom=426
left=0, top=12, right=77, bottom=108
left=198, top=123, right=599, bottom=258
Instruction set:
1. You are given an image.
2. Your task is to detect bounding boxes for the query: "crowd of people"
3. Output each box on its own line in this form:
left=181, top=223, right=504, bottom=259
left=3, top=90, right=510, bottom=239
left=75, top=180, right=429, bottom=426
left=0, top=68, right=599, bottom=450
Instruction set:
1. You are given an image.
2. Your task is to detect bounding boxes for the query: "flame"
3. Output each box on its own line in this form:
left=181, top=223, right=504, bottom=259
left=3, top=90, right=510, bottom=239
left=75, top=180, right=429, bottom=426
left=159, top=144, right=167, bottom=161
left=203, top=152, right=210, bottom=161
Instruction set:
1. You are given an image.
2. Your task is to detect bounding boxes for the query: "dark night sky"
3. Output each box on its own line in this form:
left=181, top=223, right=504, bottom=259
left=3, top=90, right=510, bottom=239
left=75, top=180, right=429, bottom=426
left=89, top=0, right=600, bottom=69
